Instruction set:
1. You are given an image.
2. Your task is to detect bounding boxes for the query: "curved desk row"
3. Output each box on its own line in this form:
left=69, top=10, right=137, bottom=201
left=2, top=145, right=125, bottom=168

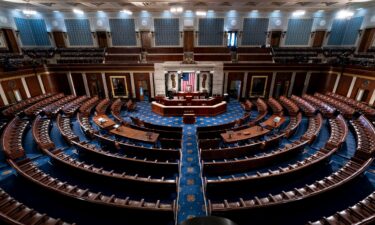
left=152, top=101, right=227, bottom=116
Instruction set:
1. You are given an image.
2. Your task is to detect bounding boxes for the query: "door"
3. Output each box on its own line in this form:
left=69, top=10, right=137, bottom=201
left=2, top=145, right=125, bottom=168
left=134, top=73, right=151, bottom=101
left=2, top=28, right=19, bottom=53
left=358, top=28, right=375, bottom=52
left=52, top=31, right=66, bottom=48
left=96, top=31, right=108, bottom=48
left=312, top=30, right=326, bottom=48
left=270, top=31, right=282, bottom=47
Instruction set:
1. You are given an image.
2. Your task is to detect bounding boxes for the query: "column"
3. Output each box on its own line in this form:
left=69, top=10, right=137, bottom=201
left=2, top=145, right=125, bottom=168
left=149, top=72, right=155, bottom=98
left=333, top=73, right=341, bottom=93
left=82, top=73, right=91, bottom=97
left=223, top=72, right=228, bottom=94
left=21, top=77, right=31, bottom=98
left=37, top=74, right=46, bottom=94
left=67, top=72, right=76, bottom=96
left=269, top=72, right=277, bottom=98
left=241, top=72, right=248, bottom=98
left=130, top=72, right=136, bottom=98
left=369, top=90, right=375, bottom=106
left=101, top=72, right=109, bottom=98
left=302, top=72, right=312, bottom=95
left=0, top=83, right=9, bottom=105
left=347, top=76, right=357, bottom=98
left=287, top=72, right=296, bottom=97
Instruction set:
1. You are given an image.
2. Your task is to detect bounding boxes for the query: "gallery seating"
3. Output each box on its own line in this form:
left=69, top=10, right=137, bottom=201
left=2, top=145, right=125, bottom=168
left=350, top=115, right=375, bottom=160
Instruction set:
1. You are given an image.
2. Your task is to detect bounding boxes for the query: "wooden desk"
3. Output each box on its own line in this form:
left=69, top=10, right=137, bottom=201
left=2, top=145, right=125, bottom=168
left=93, top=115, right=116, bottom=130
left=261, top=115, right=286, bottom=129
left=221, top=126, right=270, bottom=143
left=110, top=126, right=159, bottom=144
left=152, top=101, right=227, bottom=116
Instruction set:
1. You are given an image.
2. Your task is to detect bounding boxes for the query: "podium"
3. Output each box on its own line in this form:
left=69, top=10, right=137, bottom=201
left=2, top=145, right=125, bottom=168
left=183, top=114, right=196, bottom=124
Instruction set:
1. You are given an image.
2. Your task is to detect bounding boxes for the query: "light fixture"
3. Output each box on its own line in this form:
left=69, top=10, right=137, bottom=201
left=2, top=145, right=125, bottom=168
left=120, top=9, right=132, bottom=15
left=22, top=9, right=37, bottom=16
left=273, top=10, right=280, bottom=13
left=356, top=8, right=363, bottom=11
left=252, top=10, right=259, bottom=13
left=196, top=11, right=207, bottom=16
left=53, top=10, right=60, bottom=13
left=170, top=6, right=183, bottom=14
left=292, top=10, right=306, bottom=17
left=336, top=9, right=354, bottom=19
left=73, top=8, right=84, bottom=15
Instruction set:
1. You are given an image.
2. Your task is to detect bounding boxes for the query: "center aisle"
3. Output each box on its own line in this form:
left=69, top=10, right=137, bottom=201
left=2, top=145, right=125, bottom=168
left=176, top=124, right=207, bottom=224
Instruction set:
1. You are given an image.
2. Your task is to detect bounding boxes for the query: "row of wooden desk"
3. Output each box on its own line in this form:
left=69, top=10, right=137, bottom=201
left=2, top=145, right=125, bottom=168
left=93, top=115, right=159, bottom=143
left=221, top=115, right=286, bottom=143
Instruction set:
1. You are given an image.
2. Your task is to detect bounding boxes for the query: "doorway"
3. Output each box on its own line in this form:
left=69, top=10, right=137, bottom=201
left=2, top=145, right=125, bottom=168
left=134, top=73, right=151, bottom=101
left=229, top=80, right=242, bottom=100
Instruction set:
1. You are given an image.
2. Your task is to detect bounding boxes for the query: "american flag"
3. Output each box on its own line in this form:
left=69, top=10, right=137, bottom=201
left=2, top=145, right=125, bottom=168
left=181, top=72, right=195, bottom=92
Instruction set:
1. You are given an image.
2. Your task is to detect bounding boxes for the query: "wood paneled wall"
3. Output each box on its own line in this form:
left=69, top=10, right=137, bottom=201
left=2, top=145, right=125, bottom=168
left=273, top=72, right=292, bottom=98
left=2, top=28, right=19, bottom=53
left=52, top=31, right=66, bottom=48
left=25, top=76, right=42, bottom=97
left=140, top=31, right=152, bottom=51
left=336, top=75, right=353, bottom=96
left=184, top=30, right=194, bottom=52
left=292, top=72, right=307, bottom=96
left=72, top=73, right=86, bottom=96
left=1, top=79, right=27, bottom=104
left=350, top=77, right=375, bottom=102
left=227, top=72, right=244, bottom=97
left=306, top=73, right=329, bottom=94
left=358, top=28, right=375, bottom=52
left=86, top=73, right=104, bottom=98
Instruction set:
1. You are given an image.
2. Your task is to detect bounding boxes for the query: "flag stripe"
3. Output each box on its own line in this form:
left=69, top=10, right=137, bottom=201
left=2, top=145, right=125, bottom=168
left=182, top=72, right=195, bottom=92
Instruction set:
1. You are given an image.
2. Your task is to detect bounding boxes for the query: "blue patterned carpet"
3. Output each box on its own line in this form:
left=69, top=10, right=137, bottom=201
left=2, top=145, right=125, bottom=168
left=0, top=99, right=374, bottom=225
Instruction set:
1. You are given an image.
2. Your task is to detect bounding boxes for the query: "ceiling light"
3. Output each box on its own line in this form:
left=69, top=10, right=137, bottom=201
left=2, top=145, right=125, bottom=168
left=170, top=6, right=183, bottom=14
left=73, top=8, right=84, bottom=15
left=22, top=9, right=37, bottom=16
left=273, top=10, right=280, bottom=13
left=356, top=8, right=363, bottom=11
left=53, top=10, right=60, bottom=13
left=120, top=9, right=132, bottom=15
left=336, top=9, right=354, bottom=19
left=196, top=11, right=207, bottom=16
left=252, top=10, right=259, bottom=13
left=292, top=10, right=306, bottom=17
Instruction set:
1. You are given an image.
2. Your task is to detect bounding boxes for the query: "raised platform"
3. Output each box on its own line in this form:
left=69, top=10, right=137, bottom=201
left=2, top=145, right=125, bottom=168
left=151, top=101, right=227, bottom=116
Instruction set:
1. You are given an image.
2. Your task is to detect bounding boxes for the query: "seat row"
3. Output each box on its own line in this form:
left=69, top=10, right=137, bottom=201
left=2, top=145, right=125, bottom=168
left=351, top=115, right=375, bottom=160
left=62, top=96, right=89, bottom=116
left=0, top=188, right=73, bottom=225
left=301, top=113, right=323, bottom=144
left=78, top=97, right=99, bottom=116
left=95, top=98, right=111, bottom=115
left=308, top=191, right=375, bottom=225
left=325, top=115, right=348, bottom=150
left=1, top=117, right=29, bottom=160
left=290, top=95, right=317, bottom=117
left=42, top=95, right=76, bottom=118
left=56, top=114, right=79, bottom=144
left=2, top=93, right=52, bottom=117
left=267, top=97, right=283, bottom=116
left=241, top=99, right=252, bottom=111
left=279, top=96, right=299, bottom=116
left=24, top=93, right=65, bottom=117
left=302, top=94, right=335, bottom=118
left=314, top=93, right=356, bottom=119
left=248, top=98, right=268, bottom=126
left=32, top=116, right=55, bottom=150
left=326, top=92, right=375, bottom=120
left=110, top=99, right=124, bottom=123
